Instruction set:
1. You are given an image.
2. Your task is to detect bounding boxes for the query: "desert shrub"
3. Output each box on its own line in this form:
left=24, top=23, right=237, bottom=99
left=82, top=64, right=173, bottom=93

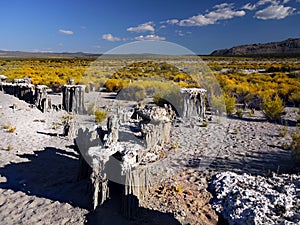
left=117, top=84, right=146, bottom=101
left=87, top=103, right=95, bottom=115
left=224, top=94, right=235, bottom=115
left=2, top=124, right=16, bottom=133
left=7, top=126, right=16, bottom=133
left=94, top=109, right=107, bottom=124
left=290, top=131, right=300, bottom=164
left=236, top=108, right=243, bottom=118
left=153, top=83, right=182, bottom=115
left=2, top=124, right=10, bottom=129
left=279, top=126, right=288, bottom=137
left=261, top=94, right=284, bottom=122
left=211, top=94, right=226, bottom=114
left=61, top=114, right=73, bottom=124
left=49, top=82, right=62, bottom=93
left=105, top=79, right=128, bottom=92
left=247, top=109, right=254, bottom=117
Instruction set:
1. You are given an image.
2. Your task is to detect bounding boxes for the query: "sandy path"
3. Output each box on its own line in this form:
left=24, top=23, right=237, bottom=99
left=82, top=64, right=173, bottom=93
left=0, top=91, right=298, bottom=225
left=0, top=92, right=88, bottom=224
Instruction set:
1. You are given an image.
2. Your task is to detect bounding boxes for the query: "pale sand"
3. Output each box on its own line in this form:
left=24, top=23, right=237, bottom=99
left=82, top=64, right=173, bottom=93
left=0, top=91, right=298, bottom=225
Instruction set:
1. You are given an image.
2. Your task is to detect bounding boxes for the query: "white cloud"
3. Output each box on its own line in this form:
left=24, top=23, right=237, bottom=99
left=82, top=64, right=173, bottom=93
left=127, top=22, right=155, bottom=33
left=101, top=33, right=121, bottom=42
left=175, top=30, right=185, bottom=37
left=177, top=3, right=245, bottom=27
left=59, top=29, right=74, bottom=35
left=134, top=35, right=166, bottom=41
left=255, top=4, right=296, bottom=19
left=283, top=0, right=290, bottom=3
left=242, top=3, right=257, bottom=10
left=179, top=15, right=214, bottom=26
left=164, top=19, right=179, bottom=25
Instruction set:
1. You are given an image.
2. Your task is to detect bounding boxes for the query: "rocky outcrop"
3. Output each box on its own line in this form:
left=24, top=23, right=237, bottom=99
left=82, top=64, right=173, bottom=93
left=0, top=82, right=34, bottom=103
left=180, top=88, right=206, bottom=120
left=210, top=172, right=300, bottom=225
left=62, top=85, right=85, bottom=114
left=35, top=85, right=50, bottom=113
left=75, top=105, right=175, bottom=217
left=211, top=38, right=300, bottom=56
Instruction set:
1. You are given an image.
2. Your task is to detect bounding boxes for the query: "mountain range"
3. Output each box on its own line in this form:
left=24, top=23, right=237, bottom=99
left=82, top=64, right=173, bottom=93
left=211, top=38, right=300, bottom=56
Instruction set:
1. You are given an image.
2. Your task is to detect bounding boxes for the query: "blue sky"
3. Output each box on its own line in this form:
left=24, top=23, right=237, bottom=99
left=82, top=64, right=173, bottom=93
left=0, top=0, right=299, bottom=54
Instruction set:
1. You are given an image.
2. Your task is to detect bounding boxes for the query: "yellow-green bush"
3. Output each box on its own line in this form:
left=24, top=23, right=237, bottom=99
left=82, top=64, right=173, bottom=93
left=211, top=94, right=226, bottom=114
left=117, top=83, right=146, bottom=101
left=94, top=109, right=107, bottom=124
left=105, top=79, right=129, bottom=92
left=224, top=94, right=235, bottom=115
left=261, top=94, right=284, bottom=122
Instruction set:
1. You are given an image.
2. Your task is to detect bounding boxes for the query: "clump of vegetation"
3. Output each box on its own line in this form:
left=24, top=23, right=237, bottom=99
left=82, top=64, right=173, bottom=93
left=290, top=130, right=300, bottom=164
left=2, top=124, right=16, bottom=133
left=117, top=83, right=146, bottom=101
left=7, top=126, right=16, bottom=133
left=200, top=121, right=208, bottom=127
left=172, top=185, right=183, bottom=194
left=261, top=94, right=284, bottom=122
left=211, top=94, right=226, bottom=115
left=279, top=126, right=288, bottom=137
left=87, top=103, right=95, bottom=115
left=170, top=142, right=179, bottom=150
left=94, top=109, right=108, bottom=124
left=224, top=94, right=235, bottom=115
left=2, top=124, right=10, bottom=130
left=61, top=114, right=73, bottom=124
left=236, top=108, right=243, bottom=118
left=105, top=79, right=129, bottom=92
left=248, top=109, right=254, bottom=117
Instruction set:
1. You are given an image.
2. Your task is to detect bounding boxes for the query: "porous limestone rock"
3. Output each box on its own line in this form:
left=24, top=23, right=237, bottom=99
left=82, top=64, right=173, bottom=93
left=210, top=171, right=300, bottom=225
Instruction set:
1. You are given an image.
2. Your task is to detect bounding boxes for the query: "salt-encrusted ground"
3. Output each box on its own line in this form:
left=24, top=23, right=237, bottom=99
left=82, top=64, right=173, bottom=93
left=0, top=91, right=298, bottom=225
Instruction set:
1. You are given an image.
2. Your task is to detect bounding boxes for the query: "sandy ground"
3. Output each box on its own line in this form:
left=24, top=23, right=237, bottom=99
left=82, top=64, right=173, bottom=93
left=0, top=91, right=298, bottom=225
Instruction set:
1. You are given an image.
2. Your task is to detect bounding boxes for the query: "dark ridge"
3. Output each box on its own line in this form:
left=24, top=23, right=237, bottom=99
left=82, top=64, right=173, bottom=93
left=211, top=38, right=300, bottom=56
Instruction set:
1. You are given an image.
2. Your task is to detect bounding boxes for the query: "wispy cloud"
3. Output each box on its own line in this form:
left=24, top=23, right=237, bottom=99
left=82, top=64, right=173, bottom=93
left=127, top=22, right=155, bottom=33
left=101, top=33, right=121, bottom=42
left=92, top=45, right=101, bottom=49
left=163, top=3, right=246, bottom=27
left=134, top=34, right=165, bottom=41
left=59, top=29, right=74, bottom=35
left=163, top=19, right=179, bottom=25
left=242, top=3, right=257, bottom=10
left=254, top=4, right=296, bottom=19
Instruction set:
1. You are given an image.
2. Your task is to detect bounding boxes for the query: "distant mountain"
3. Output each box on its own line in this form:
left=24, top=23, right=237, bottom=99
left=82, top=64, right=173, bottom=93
left=0, top=50, right=100, bottom=59
left=211, top=38, right=300, bottom=56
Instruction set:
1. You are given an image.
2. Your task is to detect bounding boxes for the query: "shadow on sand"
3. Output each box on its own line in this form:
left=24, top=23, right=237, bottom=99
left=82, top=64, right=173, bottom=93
left=186, top=147, right=299, bottom=176
left=0, top=147, right=181, bottom=224
left=0, top=147, right=90, bottom=208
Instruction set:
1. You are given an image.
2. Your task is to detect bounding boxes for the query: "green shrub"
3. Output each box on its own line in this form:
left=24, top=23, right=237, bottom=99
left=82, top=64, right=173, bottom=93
left=261, top=94, right=284, bottom=122
left=247, top=109, right=254, bottom=117
left=290, top=131, right=300, bottom=164
left=279, top=126, right=288, bottom=137
left=211, top=94, right=226, bottom=114
left=236, top=108, right=243, bottom=118
left=224, top=95, right=235, bottom=115
left=94, top=109, right=107, bottom=124
left=105, top=79, right=128, bottom=92
left=153, top=83, right=182, bottom=114
left=87, top=103, right=95, bottom=115
left=117, top=84, right=146, bottom=101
